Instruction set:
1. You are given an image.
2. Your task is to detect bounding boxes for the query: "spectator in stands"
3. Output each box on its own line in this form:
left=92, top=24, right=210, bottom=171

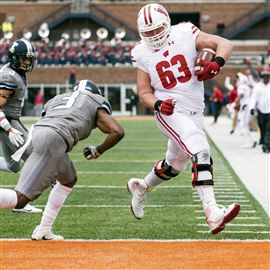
left=1, top=18, right=13, bottom=38
left=33, top=89, right=44, bottom=117
left=216, top=20, right=225, bottom=37
left=249, top=67, right=270, bottom=153
left=0, top=35, right=133, bottom=67
left=129, top=89, right=138, bottom=116
left=212, top=86, right=224, bottom=124
left=68, top=66, right=77, bottom=85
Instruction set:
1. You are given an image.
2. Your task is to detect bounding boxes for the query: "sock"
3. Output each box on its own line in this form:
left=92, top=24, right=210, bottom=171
left=39, top=182, right=72, bottom=231
left=0, top=189, right=17, bottom=208
left=195, top=185, right=217, bottom=210
left=144, top=170, right=165, bottom=188
left=0, top=157, right=11, bottom=172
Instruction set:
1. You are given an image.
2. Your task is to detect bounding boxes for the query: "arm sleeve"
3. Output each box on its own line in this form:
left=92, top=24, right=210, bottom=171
left=0, top=72, right=17, bottom=92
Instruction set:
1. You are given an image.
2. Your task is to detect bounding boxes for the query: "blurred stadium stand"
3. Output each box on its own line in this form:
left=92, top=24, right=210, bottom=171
left=0, top=0, right=269, bottom=115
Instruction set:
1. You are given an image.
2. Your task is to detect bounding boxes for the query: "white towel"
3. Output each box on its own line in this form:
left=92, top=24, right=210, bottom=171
left=11, top=125, right=34, bottom=162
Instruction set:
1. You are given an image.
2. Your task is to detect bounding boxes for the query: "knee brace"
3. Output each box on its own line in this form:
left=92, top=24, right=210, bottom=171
left=154, top=159, right=179, bottom=181
left=191, top=153, right=214, bottom=186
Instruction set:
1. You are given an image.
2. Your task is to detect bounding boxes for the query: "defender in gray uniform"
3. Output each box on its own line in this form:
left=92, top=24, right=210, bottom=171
left=0, top=38, right=42, bottom=213
left=0, top=80, right=125, bottom=240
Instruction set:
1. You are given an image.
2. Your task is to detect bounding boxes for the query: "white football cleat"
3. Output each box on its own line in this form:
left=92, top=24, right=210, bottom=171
left=31, top=225, right=64, bottom=241
left=12, top=203, right=43, bottom=214
left=205, top=203, right=240, bottom=234
left=127, top=178, right=148, bottom=219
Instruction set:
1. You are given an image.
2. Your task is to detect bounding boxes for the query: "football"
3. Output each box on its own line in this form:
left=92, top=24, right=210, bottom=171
left=194, top=48, right=216, bottom=71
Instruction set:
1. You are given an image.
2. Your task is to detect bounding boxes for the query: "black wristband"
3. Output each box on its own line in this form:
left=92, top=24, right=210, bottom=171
left=214, top=56, right=225, bottom=67
left=154, top=100, right=163, bottom=112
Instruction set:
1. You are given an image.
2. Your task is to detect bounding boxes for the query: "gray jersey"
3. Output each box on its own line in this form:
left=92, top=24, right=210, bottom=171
left=0, top=63, right=28, bottom=119
left=35, top=89, right=112, bottom=152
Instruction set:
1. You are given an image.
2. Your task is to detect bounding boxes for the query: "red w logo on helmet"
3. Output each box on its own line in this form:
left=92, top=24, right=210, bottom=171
left=157, top=6, right=167, bottom=17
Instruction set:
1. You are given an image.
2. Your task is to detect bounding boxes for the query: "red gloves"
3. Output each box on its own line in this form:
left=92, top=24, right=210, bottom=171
left=195, top=60, right=221, bottom=81
left=154, top=99, right=176, bottom=116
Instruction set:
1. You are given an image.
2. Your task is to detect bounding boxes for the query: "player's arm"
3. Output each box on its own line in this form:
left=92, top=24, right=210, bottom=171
left=196, top=31, right=233, bottom=61
left=137, top=68, right=175, bottom=115
left=83, top=109, right=125, bottom=160
left=0, top=89, right=25, bottom=147
left=137, top=68, right=156, bottom=108
left=0, top=88, right=14, bottom=129
left=194, top=32, right=233, bottom=81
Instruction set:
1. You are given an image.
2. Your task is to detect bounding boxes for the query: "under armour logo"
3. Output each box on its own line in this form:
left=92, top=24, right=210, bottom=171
left=163, top=50, right=169, bottom=57
left=211, top=70, right=218, bottom=75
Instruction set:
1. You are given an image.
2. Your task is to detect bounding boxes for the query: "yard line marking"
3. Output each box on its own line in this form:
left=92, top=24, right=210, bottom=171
left=213, top=176, right=234, bottom=179
left=73, top=160, right=159, bottom=163
left=192, top=195, right=246, bottom=198
left=212, top=188, right=241, bottom=190
left=195, top=217, right=259, bottom=220
left=197, top=231, right=270, bottom=234
left=205, top=191, right=244, bottom=194
left=193, top=199, right=250, bottom=202
left=209, top=182, right=237, bottom=184
left=32, top=204, right=205, bottom=208
left=197, top=224, right=265, bottom=227
left=76, top=171, right=153, bottom=174
left=0, top=184, right=241, bottom=189
left=71, top=148, right=166, bottom=153
left=33, top=204, right=253, bottom=208
left=194, top=210, right=256, bottom=213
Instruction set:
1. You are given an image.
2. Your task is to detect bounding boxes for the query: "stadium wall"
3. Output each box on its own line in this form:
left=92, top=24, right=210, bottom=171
left=29, top=66, right=250, bottom=86
left=0, top=2, right=264, bottom=38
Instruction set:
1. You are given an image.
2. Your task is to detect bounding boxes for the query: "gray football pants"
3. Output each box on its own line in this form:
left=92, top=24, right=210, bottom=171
left=0, top=119, right=29, bottom=173
left=15, top=126, right=77, bottom=200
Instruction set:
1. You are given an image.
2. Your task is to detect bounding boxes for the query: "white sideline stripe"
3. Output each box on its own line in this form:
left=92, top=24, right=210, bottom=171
left=195, top=217, right=259, bottom=220
left=1, top=239, right=269, bottom=242
left=197, top=224, right=265, bottom=227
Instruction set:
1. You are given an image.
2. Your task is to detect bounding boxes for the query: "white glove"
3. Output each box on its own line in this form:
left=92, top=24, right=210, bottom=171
left=8, top=128, right=24, bottom=148
left=83, top=145, right=101, bottom=160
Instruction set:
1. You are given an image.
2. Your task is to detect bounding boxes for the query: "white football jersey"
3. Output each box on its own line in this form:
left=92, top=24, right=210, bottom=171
left=131, top=22, right=205, bottom=112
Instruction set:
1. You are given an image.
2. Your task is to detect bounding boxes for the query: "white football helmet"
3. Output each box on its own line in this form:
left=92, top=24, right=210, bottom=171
left=137, top=3, right=171, bottom=49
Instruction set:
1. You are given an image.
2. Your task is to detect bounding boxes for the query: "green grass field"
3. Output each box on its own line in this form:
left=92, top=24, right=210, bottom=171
left=1, top=118, right=269, bottom=240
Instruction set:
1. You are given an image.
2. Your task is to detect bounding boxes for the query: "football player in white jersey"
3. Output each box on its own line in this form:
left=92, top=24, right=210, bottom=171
left=0, top=39, right=42, bottom=213
left=235, top=72, right=257, bottom=148
left=127, top=3, right=240, bottom=234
